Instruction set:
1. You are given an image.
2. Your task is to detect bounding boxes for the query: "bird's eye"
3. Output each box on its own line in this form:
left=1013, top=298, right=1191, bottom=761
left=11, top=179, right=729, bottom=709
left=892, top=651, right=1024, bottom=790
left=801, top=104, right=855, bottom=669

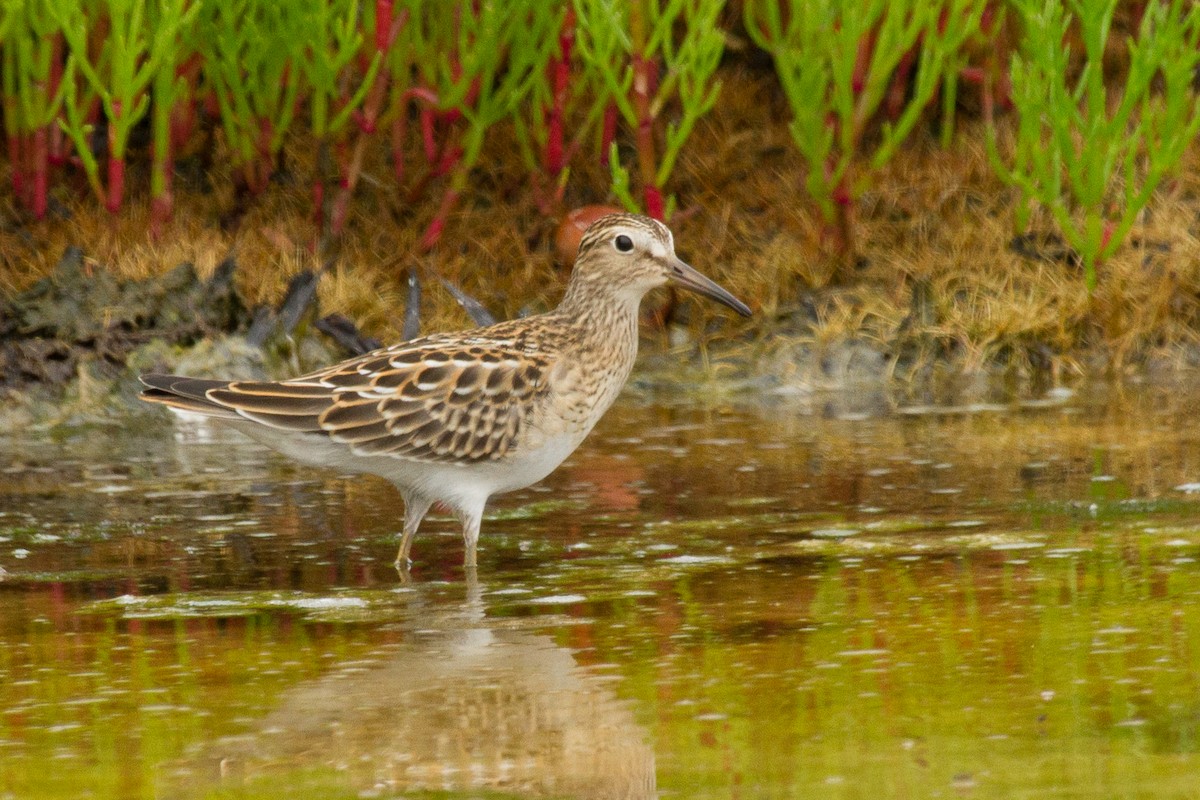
left=614, top=234, right=634, bottom=253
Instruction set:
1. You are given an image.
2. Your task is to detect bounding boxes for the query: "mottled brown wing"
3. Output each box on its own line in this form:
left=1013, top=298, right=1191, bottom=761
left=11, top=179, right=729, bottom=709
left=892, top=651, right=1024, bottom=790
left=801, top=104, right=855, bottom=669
left=201, top=341, right=554, bottom=463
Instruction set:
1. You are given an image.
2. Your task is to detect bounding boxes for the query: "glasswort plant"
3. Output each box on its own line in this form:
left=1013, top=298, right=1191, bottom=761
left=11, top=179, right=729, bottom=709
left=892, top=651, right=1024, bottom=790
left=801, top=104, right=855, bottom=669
left=745, top=0, right=985, bottom=262
left=990, top=0, right=1200, bottom=291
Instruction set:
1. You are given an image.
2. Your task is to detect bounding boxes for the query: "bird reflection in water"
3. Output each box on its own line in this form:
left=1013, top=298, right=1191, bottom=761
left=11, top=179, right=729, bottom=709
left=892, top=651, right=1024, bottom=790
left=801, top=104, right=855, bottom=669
left=169, top=577, right=656, bottom=799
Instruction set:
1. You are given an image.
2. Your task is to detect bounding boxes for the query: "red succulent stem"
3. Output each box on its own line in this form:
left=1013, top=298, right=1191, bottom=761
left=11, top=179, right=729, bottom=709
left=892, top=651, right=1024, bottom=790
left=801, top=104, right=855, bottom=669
left=419, top=106, right=438, bottom=163
left=407, top=85, right=439, bottom=105
left=7, top=132, right=24, bottom=205
left=980, top=2, right=996, bottom=30
left=851, top=31, right=874, bottom=94
left=418, top=187, right=461, bottom=252
left=32, top=125, right=49, bottom=219
left=886, top=44, right=919, bottom=120
left=330, top=137, right=364, bottom=234
left=1100, top=219, right=1115, bottom=253
left=375, top=0, right=394, bottom=52
left=960, top=65, right=986, bottom=84
left=105, top=157, right=125, bottom=214
left=170, top=100, right=193, bottom=154
left=547, top=114, right=564, bottom=175
left=105, top=100, right=124, bottom=213
left=49, top=35, right=63, bottom=96
left=432, top=143, right=463, bottom=178
left=631, top=54, right=660, bottom=218
left=325, top=8, right=406, bottom=237
left=644, top=185, right=664, bottom=221
left=599, top=102, right=618, bottom=166
left=544, top=8, right=575, bottom=175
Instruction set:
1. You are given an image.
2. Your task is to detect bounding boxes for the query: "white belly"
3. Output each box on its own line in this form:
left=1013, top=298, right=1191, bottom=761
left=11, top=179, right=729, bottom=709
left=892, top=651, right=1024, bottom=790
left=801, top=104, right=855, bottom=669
left=227, top=420, right=586, bottom=510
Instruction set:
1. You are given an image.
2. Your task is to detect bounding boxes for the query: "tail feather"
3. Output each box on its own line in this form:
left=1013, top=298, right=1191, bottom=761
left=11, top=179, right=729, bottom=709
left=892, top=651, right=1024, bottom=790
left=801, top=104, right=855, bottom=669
left=139, top=373, right=242, bottom=420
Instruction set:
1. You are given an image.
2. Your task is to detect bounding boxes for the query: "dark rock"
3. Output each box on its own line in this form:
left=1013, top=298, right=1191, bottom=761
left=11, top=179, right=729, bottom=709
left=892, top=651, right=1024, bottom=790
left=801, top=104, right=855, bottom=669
left=245, top=306, right=276, bottom=347
left=0, top=248, right=251, bottom=390
left=315, top=313, right=382, bottom=356
left=243, top=270, right=322, bottom=348
left=276, top=270, right=321, bottom=336
left=402, top=269, right=422, bottom=341
left=438, top=275, right=497, bottom=327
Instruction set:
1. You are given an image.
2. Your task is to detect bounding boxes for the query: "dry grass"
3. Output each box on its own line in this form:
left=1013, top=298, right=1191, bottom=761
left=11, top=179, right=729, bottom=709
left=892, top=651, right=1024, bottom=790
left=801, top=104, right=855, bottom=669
left=5, top=67, right=1200, bottom=378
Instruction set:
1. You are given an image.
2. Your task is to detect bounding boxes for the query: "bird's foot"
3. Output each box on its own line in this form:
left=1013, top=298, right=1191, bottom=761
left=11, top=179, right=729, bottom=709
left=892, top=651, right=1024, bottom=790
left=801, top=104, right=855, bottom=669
left=393, top=556, right=413, bottom=583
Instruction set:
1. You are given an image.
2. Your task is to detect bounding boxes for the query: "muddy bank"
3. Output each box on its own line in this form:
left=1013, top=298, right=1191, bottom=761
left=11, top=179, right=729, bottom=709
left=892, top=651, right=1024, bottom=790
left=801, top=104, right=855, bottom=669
left=3, top=242, right=1191, bottom=429
left=0, top=247, right=344, bottom=427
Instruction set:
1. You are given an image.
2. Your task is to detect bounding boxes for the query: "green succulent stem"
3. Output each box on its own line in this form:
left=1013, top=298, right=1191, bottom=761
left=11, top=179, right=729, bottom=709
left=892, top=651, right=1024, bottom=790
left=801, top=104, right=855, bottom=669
left=745, top=0, right=985, bottom=260
left=989, top=0, right=1200, bottom=292
left=575, top=0, right=724, bottom=221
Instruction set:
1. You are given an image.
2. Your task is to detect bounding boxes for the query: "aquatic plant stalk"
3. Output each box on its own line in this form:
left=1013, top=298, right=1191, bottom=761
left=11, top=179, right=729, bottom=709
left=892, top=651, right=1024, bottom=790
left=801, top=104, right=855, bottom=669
left=148, top=1, right=201, bottom=232
left=949, top=2, right=1012, bottom=141
left=989, top=0, right=1200, bottom=291
left=327, top=1, right=402, bottom=237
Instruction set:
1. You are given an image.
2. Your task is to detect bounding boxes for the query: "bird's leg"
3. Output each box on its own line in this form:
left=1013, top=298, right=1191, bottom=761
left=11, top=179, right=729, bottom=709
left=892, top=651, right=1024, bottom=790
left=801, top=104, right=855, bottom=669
left=395, top=495, right=433, bottom=568
left=459, top=508, right=483, bottom=569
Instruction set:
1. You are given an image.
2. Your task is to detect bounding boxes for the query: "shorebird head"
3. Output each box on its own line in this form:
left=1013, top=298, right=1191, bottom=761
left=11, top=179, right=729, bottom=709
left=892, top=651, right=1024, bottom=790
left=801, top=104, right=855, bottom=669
left=572, top=213, right=751, bottom=317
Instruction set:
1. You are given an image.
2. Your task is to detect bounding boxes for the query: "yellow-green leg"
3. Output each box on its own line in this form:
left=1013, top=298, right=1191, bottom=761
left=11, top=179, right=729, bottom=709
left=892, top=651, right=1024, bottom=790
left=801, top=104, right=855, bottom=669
left=395, top=495, right=432, bottom=567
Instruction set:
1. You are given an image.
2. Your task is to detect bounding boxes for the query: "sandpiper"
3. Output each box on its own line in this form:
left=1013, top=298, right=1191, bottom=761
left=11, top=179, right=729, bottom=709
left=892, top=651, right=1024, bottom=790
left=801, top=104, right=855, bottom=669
left=140, top=213, right=751, bottom=570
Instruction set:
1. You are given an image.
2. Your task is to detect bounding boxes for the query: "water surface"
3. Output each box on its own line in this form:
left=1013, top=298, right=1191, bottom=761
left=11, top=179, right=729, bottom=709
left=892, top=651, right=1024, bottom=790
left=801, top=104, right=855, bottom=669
left=3, top=383, right=1200, bottom=798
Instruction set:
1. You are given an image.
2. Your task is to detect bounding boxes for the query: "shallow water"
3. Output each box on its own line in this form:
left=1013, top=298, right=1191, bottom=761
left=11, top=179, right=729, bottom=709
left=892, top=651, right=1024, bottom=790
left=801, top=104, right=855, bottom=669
left=4, top=383, right=1200, bottom=798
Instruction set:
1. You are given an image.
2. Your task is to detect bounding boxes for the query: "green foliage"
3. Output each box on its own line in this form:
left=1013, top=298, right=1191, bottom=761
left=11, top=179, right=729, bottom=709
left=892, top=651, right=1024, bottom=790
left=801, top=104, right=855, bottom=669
left=148, top=0, right=201, bottom=218
left=990, top=0, right=1200, bottom=291
left=437, top=0, right=559, bottom=196
left=745, top=0, right=986, bottom=227
left=2, top=0, right=68, bottom=139
left=2, top=0, right=1199, bottom=286
left=57, top=0, right=197, bottom=211
left=384, top=0, right=560, bottom=248
left=196, top=0, right=306, bottom=193
left=302, top=0, right=382, bottom=143
left=574, top=0, right=725, bottom=219
left=509, top=3, right=579, bottom=181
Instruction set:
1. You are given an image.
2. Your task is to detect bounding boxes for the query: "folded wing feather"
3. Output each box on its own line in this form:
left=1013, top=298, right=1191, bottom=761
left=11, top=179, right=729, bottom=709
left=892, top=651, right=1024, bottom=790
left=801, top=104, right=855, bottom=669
left=140, top=339, right=554, bottom=464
